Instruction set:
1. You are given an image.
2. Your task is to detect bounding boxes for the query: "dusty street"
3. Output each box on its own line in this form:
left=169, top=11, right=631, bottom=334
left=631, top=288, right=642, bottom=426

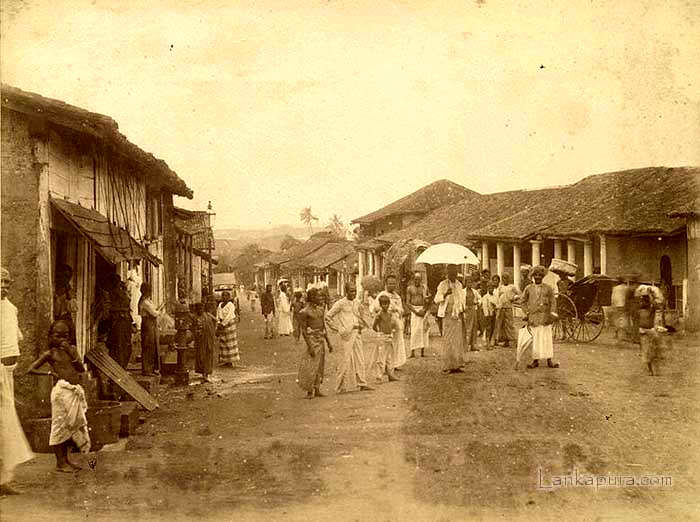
left=3, top=305, right=699, bottom=521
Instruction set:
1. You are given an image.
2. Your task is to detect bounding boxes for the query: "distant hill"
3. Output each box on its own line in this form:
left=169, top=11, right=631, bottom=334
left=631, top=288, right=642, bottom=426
left=214, top=225, right=309, bottom=242
left=214, top=235, right=301, bottom=256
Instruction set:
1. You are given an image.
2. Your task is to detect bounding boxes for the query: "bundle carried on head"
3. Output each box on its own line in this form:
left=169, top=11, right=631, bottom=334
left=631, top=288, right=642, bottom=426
left=548, top=258, right=577, bottom=277
left=361, top=275, right=383, bottom=293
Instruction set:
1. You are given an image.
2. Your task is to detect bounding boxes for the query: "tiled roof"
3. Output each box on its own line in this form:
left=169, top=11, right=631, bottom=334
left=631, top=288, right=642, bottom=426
left=286, top=241, right=356, bottom=270
left=262, top=234, right=335, bottom=266
left=351, top=179, right=478, bottom=224
left=668, top=197, right=700, bottom=217
left=173, top=207, right=213, bottom=251
left=380, top=167, right=699, bottom=244
left=1, top=84, right=193, bottom=198
left=233, top=249, right=273, bottom=270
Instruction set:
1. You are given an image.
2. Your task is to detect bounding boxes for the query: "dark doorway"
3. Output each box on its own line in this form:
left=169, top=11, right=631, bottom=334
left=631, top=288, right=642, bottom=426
left=659, top=255, right=675, bottom=309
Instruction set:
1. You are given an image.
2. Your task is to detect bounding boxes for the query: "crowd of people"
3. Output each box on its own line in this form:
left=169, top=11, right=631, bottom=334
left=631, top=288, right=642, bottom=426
left=0, top=259, right=677, bottom=493
left=239, top=266, right=566, bottom=399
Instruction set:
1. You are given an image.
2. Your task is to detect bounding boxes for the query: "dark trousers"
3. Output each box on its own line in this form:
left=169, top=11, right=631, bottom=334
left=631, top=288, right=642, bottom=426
left=141, top=317, right=160, bottom=374
left=107, top=315, right=133, bottom=368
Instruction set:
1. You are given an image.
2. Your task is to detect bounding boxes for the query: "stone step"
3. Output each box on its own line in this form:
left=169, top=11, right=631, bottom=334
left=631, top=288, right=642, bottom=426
left=119, top=401, right=140, bottom=437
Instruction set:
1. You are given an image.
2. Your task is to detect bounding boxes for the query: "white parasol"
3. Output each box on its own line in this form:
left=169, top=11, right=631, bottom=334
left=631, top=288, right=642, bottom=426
left=414, top=242, right=479, bottom=266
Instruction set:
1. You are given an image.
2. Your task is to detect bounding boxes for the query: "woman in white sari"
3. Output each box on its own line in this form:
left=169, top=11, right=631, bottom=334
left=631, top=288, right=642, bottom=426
left=277, top=282, right=294, bottom=336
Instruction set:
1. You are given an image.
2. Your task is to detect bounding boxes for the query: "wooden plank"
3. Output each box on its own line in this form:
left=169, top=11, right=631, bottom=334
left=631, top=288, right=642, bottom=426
left=86, top=346, right=159, bottom=411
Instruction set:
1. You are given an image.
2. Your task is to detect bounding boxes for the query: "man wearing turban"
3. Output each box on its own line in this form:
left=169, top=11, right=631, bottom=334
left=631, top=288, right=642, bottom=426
left=521, top=265, right=559, bottom=369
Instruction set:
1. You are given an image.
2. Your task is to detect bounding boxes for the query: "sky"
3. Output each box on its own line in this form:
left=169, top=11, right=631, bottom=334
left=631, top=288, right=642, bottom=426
left=2, top=0, right=699, bottom=230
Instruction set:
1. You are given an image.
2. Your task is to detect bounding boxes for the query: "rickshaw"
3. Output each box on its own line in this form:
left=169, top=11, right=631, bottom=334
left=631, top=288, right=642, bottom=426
left=552, top=273, right=618, bottom=343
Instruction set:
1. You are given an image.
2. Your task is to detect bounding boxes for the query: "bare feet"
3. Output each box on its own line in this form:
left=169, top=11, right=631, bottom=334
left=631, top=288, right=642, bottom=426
left=306, top=391, right=314, bottom=399
left=55, top=464, right=76, bottom=473
left=359, top=385, right=375, bottom=391
left=314, top=389, right=326, bottom=397
left=67, top=460, right=82, bottom=471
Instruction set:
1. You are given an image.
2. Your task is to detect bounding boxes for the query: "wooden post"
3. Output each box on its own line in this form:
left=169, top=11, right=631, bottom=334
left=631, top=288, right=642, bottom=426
left=496, top=242, right=505, bottom=277
left=599, top=234, right=607, bottom=275
left=583, top=240, right=593, bottom=276
left=530, top=240, right=542, bottom=267
left=481, top=241, right=489, bottom=271
left=357, top=250, right=365, bottom=294
left=553, top=240, right=562, bottom=260
left=513, top=243, right=521, bottom=289
left=34, top=134, right=53, bottom=358
left=567, top=240, right=576, bottom=264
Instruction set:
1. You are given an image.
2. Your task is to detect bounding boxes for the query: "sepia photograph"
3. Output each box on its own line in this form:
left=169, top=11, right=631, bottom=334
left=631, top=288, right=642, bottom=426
left=1, top=1, right=699, bottom=520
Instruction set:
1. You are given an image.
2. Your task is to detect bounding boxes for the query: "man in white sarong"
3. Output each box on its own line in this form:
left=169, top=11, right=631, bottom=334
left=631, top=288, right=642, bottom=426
left=521, top=265, right=559, bottom=369
left=406, top=272, right=430, bottom=358
left=1, top=267, right=33, bottom=494
left=326, top=283, right=374, bottom=393
left=277, top=283, right=293, bottom=336
left=370, top=274, right=407, bottom=370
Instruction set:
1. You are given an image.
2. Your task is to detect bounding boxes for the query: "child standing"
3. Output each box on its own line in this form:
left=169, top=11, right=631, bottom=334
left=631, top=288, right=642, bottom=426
left=480, top=283, right=497, bottom=348
left=372, top=295, right=400, bottom=382
left=193, top=302, right=218, bottom=383
left=27, top=320, right=90, bottom=472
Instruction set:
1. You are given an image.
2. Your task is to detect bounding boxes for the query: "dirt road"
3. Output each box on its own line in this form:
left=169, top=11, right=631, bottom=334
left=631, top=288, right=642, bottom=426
left=3, top=306, right=699, bottom=521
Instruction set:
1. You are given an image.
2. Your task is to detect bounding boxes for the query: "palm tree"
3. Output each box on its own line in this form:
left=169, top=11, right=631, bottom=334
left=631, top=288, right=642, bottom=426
left=327, top=214, right=345, bottom=238
left=300, top=207, right=319, bottom=235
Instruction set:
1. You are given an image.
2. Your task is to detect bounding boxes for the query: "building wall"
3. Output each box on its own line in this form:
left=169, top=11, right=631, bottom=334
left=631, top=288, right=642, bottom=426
left=1, top=107, right=51, bottom=417
left=686, top=218, right=700, bottom=331
left=606, top=234, right=686, bottom=285
left=46, top=125, right=147, bottom=240
left=192, top=255, right=203, bottom=303
left=162, top=194, right=178, bottom=311
left=360, top=212, right=426, bottom=238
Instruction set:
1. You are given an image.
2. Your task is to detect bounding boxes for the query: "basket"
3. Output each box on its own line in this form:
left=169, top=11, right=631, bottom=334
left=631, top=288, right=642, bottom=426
left=549, top=258, right=578, bottom=276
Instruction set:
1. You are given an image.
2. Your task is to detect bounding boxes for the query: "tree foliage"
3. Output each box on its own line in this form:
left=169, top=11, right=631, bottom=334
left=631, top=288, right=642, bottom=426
left=299, top=207, right=319, bottom=234
left=326, top=213, right=347, bottom=239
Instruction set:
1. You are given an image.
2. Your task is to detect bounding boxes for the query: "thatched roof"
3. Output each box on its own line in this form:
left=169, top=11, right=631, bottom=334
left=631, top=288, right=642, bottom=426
left=381, top=166, right=699, bottom=244
left=1, top=84, right=193, bottom=198
left=351, top=179, right=478, bottom=224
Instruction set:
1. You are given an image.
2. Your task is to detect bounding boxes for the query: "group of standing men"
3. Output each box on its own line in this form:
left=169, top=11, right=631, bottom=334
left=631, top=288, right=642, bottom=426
left=435, top=264, right=559, bottom=373
left=295, top=274, right=413, bottom=399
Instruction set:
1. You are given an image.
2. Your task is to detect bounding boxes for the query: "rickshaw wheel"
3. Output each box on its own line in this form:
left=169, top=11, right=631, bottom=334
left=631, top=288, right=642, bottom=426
left=572, top=307, right=605, bottom=343
left=553, top=293, right=577, bottom=342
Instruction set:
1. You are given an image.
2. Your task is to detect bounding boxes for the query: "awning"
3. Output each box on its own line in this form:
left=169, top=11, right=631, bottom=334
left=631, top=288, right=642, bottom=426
left=51, top=198, right=161, bottom=266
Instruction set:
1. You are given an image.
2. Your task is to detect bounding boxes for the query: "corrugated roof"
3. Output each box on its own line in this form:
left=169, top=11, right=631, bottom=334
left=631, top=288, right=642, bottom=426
left=380, top=167, right=699, bottom=244
left=351, top=179, right=478, bottom=224
left=2, top=84, right=193, bottom=198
